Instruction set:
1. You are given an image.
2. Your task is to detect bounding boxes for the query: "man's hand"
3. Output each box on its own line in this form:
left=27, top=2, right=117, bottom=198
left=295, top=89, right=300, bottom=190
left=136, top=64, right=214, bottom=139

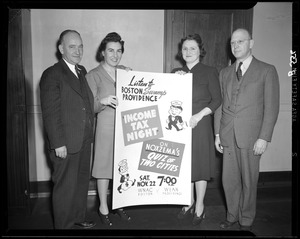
left=253, top=139, right=268, bottom=156
left=215, top=135, right=223, bottom=153
left=55, top=146, right=67, bottom=159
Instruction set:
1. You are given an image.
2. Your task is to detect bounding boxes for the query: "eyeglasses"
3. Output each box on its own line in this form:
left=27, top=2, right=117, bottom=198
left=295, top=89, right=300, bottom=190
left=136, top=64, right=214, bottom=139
left=230, top=39, right=251, bottom=46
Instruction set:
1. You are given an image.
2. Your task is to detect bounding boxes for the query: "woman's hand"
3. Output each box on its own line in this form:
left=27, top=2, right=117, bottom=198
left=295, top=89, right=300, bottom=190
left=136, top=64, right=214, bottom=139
left=124, top=66, right=132, bottom=72
left=189, top=107, right=212, bottom=128
left=100, top=95, right=118, bottom=108
left=174, top=70, right=187, bottom=75
left=117, top=65, right=132, bottom=72
left=189, top=113, right=203, bottom=128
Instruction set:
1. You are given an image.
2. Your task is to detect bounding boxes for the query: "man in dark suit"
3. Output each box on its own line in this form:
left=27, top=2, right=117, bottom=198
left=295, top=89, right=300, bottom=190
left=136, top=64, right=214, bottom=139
left=40, top=30, right=96, bottom=229
left=214, top=28, right=280, bottom=231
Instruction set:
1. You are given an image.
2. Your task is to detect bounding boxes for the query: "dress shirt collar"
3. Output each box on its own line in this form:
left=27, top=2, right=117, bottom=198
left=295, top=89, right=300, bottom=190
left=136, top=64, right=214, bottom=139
left=62, top=58, right=78, bottom=77
left=236, top=55, right=253, bottom=75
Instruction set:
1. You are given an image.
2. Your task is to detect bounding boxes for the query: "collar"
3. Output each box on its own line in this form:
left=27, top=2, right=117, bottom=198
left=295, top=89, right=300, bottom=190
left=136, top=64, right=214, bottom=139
left=62, top=58, right=77, bottom=76
left=236, top=55, right=253, bottom=74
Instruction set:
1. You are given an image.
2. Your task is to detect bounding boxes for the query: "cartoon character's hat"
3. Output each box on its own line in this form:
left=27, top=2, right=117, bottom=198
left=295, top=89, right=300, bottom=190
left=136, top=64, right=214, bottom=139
left=171, top=100, right=183, bottom=108
left=118, top=159, right=128, bottom=167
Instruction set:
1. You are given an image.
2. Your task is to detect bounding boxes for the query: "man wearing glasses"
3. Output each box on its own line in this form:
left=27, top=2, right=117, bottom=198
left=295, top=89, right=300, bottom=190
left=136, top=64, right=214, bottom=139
left=214, top=28, right=280, bottom=231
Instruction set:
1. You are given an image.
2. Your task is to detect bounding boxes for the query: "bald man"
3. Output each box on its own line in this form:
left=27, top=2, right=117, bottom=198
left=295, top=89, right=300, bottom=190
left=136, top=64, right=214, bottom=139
left=214, top=28, right=280, bottom=231
left=40, top=30, right=95, bottom=229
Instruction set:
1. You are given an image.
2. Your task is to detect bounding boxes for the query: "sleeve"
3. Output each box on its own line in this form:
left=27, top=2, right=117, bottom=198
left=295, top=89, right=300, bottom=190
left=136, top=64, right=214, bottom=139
left=213, top=69, right=224, bottom=135
left=207, top=68, right=222, bottom=113
left=39, top=68, right=66, bottom=149
left=258, top=65, right=280, bottom=142
left=86, top=71, right=107, bottom=113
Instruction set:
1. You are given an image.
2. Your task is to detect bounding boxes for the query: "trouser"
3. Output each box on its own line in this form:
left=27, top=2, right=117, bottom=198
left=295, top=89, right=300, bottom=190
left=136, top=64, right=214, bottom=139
left=222, top=131, right=261, bottom=226
left=50, top=125, right=93, bottom=229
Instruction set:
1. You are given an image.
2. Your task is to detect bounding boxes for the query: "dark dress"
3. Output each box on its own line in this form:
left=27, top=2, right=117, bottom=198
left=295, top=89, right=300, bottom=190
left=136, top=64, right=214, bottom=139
left=172, top=62, right=222, bottom=181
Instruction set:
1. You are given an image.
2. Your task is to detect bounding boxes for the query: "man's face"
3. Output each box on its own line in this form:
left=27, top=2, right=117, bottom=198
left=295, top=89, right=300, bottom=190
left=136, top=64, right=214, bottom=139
left=59, top=32, right=83, bottom=65
left=230, top=30, right=254, bottom=61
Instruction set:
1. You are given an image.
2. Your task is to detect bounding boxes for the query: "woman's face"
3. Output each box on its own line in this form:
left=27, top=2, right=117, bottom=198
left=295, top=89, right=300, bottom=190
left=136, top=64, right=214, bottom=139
left=182, top=40, right=200, bottom=64
left=102, top=41, right=123, bottom=67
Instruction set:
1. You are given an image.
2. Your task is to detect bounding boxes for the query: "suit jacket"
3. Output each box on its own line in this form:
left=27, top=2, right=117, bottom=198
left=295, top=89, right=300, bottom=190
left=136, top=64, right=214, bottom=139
left=214, top=56, right=280, bottom=148
left=40, top=59, right=94, bottom=154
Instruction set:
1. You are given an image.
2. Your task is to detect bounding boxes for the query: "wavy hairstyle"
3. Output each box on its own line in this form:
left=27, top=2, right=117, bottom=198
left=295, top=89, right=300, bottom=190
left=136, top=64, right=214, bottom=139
left=96, top=32, right=125, bottom=62
left=177, top=33, right=206, bottom=61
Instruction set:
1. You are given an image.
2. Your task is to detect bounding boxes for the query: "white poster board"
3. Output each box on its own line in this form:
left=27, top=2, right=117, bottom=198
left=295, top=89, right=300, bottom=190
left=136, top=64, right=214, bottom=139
left=112, top=69, right=192, bottom=209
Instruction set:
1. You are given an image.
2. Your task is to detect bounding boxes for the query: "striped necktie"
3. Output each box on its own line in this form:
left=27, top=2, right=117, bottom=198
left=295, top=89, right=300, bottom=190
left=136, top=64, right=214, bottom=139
left=75, top=65, right=81, bottom=78
left=236, top=62, right=243, bottom=81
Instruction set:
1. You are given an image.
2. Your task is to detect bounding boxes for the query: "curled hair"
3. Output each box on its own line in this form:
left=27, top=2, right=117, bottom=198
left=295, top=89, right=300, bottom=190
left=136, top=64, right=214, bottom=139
left=177, top=33, right=206, bottom=61
left=96, top=32, right=125, bottom=62
left=58, top=29, right=80, bottom=45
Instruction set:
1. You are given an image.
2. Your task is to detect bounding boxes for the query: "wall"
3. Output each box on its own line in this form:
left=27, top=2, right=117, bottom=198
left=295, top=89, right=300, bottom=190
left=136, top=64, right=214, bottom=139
left=28, top=4, right=292, bottom=182
left=252, top=2, right=292, bottom=171
left=29, top=10, right=164, bottom=181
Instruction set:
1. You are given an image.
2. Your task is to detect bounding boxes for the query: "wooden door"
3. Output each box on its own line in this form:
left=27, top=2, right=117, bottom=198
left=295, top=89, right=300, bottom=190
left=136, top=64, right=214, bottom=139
left=164, top=9, right=253, bottom=187
left=6, top=9, right=30, bottom=215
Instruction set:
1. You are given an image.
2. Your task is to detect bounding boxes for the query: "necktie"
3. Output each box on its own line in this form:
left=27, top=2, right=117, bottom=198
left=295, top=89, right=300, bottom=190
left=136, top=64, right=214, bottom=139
left=75, top=65, right=81, bottom=78
left=236, top=62, right=243, bottom=81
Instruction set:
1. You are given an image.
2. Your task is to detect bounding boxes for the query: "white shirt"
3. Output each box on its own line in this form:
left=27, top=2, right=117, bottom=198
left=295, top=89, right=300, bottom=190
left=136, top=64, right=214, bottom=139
left=236, top=55, right=253, bottom=76
left=63, top=58, right=78, bottom=77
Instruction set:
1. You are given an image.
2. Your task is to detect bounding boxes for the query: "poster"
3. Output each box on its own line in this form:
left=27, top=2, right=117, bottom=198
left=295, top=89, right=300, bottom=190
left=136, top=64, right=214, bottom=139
left=112, top=69, right=192, bottom=209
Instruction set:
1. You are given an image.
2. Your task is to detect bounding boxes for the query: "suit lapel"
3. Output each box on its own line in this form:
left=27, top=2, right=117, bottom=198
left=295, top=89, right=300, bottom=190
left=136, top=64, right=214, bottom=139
left=59, top=60, right=82, bottom=96
left=99, top=64, right=116, bottom=86
left=225, top=64, right=236, bottom=102
left=80, top=71, right=94, bottom=110
left=240, top=57, right=258, bottom=87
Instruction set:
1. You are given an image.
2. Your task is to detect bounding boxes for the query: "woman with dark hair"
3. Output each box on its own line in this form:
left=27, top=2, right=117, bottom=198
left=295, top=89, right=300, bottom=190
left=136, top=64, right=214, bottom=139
left=86, top=32, right=131, bottom=226
left=172, top=33, right=222, bottom=226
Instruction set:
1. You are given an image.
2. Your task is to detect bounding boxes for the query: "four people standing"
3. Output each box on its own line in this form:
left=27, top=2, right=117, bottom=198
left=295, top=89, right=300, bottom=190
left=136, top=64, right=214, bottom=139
left=171, top=34, right=222, bottom=226
left=40, top=28, right=279, bottom=230
left=214, top=28, right=280, bottom=231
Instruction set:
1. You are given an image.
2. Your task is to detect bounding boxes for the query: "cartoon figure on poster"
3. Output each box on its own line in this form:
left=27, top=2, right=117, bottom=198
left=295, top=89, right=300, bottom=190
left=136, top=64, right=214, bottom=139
left=165, top=100, right=188, bottom=131
left=117, top=159, right=136, bottom=193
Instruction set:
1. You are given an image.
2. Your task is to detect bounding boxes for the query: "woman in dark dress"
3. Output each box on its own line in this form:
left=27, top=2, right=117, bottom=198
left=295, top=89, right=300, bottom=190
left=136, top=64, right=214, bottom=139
left=172, top=34, right=222, bottom=225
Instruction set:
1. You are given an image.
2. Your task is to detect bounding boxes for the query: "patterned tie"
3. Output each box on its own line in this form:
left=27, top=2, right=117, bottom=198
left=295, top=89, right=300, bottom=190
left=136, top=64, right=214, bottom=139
left=236, top=62, right=243, bottom=81
left=75, top=65, right=81, bottom=78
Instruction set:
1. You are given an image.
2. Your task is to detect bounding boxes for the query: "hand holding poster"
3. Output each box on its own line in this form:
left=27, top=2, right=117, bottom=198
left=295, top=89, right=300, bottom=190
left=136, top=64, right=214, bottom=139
left=113, top=69, right=192, bottom=209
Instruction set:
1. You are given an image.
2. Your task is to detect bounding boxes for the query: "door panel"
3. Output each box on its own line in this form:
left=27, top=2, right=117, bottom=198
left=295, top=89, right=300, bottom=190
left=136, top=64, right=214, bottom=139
left=6, top=9, right=30, bottom=215
left=184, top=10, right=232, bottom=71
left=164, top=9, right=253, bottom=188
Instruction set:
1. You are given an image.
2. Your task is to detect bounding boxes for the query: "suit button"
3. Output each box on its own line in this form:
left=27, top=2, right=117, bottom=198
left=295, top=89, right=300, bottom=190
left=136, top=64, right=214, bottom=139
left=82, top=107, right=85, bottom=110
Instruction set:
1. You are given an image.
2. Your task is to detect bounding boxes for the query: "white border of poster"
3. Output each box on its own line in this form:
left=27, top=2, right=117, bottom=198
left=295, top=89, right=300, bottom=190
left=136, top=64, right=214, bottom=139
left=112, top=69, right=192, bottom=209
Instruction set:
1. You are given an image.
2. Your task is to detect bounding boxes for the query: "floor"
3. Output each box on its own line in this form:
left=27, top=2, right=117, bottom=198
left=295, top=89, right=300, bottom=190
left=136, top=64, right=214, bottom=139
left=5, top=183, right=294, bottom=237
